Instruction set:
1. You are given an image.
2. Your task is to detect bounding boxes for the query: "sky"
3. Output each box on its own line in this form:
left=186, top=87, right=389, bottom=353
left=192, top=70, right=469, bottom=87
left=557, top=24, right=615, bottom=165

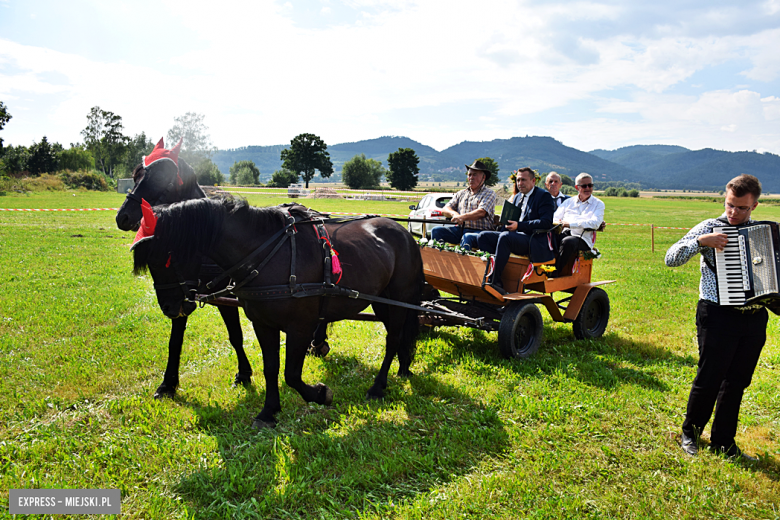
left=1, top=0, right=779, bottom=154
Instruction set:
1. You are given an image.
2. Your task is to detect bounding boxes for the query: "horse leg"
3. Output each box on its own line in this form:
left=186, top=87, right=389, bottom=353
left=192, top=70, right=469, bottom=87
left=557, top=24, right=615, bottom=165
left=252, top=325, right=283, bottom=429
left=155, top=317, right=187, bottom=399
left=285, top=328, right=333, bottom=406
left=308, top=321, right=330, bottom=358
left=217, top=305, right=252, bottom=387
left=365, top=303, right=402, bottom=400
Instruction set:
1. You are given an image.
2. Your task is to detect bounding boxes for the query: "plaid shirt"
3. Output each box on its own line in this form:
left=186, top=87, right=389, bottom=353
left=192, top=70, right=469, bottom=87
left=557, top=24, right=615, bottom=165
left=445, top=185, right=497, bottom=231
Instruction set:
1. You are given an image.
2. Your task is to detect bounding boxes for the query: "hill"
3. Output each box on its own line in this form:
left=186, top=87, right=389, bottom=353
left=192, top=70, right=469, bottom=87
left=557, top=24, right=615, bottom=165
left=590, top=145, right=780, bottom=192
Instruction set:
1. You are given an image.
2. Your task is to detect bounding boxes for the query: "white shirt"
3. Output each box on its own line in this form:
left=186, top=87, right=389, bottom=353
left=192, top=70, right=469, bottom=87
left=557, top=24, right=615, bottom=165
left=512, top=186, right=534, bottom=221
left=553, top=194, right=605, bottom=249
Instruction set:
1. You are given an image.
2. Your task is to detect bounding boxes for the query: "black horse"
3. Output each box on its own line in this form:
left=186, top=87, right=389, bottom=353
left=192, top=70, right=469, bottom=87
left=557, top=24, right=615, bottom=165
left=115, top=139, right=252, bottom=398
left=133, top=196, right=424, bottom=428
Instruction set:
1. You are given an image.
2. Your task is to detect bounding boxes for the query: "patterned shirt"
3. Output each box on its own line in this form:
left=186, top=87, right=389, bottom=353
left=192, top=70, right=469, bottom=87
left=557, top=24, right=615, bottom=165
left=445, top=184, right=497, bottom=231
left=553, top=195, right=605, bottom=249
left=665, top=214, right=760, bottom=307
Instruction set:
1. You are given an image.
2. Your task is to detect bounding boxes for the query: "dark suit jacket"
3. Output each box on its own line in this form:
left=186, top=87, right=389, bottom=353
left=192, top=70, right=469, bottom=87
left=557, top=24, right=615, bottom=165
left=509, top=188, right=556, bottom=262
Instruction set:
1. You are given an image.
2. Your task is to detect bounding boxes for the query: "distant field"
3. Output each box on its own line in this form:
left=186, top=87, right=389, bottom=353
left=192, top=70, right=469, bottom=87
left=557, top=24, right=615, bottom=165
left=1, top=191, right=778, bottom=519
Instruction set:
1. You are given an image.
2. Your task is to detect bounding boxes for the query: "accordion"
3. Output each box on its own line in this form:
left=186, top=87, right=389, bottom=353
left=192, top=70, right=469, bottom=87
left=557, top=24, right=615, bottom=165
left=713, top=221, right=780, bottom=306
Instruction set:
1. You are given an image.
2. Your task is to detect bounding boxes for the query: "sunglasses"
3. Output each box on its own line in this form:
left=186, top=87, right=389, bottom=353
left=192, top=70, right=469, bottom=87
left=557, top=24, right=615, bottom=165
left=577, top=183, right=594, bottom=188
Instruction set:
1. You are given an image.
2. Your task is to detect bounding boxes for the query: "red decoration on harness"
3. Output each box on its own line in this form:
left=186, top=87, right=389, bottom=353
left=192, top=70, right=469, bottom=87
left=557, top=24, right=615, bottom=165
left=143, top=137, right=184, bottom=186
left=166, top=254, right=172, bottom=268
left=130, top=198, right=158, bottom=250
left=313, top=224, right=342, bottom=284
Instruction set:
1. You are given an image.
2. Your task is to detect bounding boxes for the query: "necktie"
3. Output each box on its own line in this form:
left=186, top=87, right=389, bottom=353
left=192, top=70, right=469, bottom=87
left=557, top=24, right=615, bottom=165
left=518, top=195, right=526, bottom=221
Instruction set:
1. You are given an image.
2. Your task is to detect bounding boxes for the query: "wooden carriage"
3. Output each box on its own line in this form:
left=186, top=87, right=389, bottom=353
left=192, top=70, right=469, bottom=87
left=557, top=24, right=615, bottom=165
left=419, top=246, right=614, bottom=359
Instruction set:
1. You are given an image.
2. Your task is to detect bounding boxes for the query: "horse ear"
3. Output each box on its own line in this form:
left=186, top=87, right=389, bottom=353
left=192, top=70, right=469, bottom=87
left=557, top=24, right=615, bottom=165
left=141, top=198, right=157, bottom=234
left=130, top=199, right=158, bottom=250
left=171, top=138, right=183, bottom=163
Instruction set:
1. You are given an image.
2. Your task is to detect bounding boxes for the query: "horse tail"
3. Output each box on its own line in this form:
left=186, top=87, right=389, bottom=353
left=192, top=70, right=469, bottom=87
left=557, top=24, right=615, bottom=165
left=396, top=250, right=425, bottom=375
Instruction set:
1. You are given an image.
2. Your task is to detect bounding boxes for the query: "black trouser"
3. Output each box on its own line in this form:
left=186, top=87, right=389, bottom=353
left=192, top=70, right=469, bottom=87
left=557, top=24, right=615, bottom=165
left=682, top=300, right=767, bottom=448
left=555, top=231, right=590, bottom=273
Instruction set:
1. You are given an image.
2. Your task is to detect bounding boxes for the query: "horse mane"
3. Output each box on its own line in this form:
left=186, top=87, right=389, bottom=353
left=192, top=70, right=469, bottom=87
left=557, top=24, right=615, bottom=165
left=177, top=158, right=206, bottom=199
left=150, top=195, right=288, bottom=264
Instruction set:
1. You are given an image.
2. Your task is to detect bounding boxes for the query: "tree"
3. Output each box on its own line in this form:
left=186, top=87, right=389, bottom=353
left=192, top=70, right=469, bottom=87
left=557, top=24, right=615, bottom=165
left=280, top=133, right=333, bottom=189
left=2, top=145, right=30, bottom=175
left=27, top=136, right=62, bottom=174
left=229, top=160, right=261, bottom=185
left=476, top=157, right=500, bottom=187
left=167, top=112, right=215, bottom=167
left=386, top=148, right=420, bottom=191
left=194, top=159, right=223, bottom=185
left=122, top=132, right=155, bottom=173
left=342, top=153, right=385, bottom=189
left=80, top=106, right=129, bottom=178
left=0, top=101, right=11, bottom=151
left=268, top=168, right=299, bottom=188
left=58, top=146, right=95, bottom=171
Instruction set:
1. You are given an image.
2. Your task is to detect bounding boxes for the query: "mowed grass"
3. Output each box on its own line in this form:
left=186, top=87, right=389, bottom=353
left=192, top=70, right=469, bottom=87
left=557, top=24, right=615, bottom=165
left=0, top=191, right=779, bottom=519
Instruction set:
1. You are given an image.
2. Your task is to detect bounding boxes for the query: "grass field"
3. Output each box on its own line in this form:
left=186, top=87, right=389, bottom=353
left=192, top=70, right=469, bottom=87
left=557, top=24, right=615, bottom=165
left=1, top=191, right=779, bottom=519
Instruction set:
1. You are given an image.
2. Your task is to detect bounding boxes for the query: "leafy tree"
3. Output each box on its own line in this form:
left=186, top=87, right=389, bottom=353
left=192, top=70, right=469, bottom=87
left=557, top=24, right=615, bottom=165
left=560, top=174, right=574, bottom=187
left=122, top=132, right=155, bottom=173
left=80, top=106, right=129, bottom=178
left=268, top=168, right=299, bottom=188
left=166, top=112, right=215, bottom=167
left=280, top=133, right=334, bottom=189
left=386, top=148, right=420, bottom=191
left=0, top=101, right=11, bottom=151
left=476, top=157, right=500, bottom=187
left=229, top=160, right=260, bottom=185
left=342, top=153, right=385, bottom=189
left=27, top=136, right=62, bottom=174
left=2, top=145, right=30, bottom=175
left=195, top=159, right=223, bottom=185
left=58, top=146, right=95, bottom=171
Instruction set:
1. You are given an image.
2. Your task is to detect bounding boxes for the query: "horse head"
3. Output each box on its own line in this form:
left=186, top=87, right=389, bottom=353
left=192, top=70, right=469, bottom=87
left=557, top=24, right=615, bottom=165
left=115, top=137, right=204, bottom=231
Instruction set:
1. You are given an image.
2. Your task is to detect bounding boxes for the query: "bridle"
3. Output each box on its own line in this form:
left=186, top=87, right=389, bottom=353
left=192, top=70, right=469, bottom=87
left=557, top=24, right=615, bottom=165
left=124, top=166, right=181, bottom=207
left=152, top=256, right=201, bottom=307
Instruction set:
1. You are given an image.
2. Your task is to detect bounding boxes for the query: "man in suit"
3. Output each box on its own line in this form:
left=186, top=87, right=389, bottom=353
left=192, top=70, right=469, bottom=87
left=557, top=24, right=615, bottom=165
left=476, top=167, right=556, bottom=294
left=545, top=172, right=569, bottom=208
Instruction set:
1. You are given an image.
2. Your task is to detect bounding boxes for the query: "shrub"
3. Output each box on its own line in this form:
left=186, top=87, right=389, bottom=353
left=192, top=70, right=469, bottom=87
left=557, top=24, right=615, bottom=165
left=268, top=168, right=299, bottom=188
left=59, top=170, right=109, bottom=191
left=628, top=189, right=640, bottom=198
left=603, top=187, right=619, bottom=196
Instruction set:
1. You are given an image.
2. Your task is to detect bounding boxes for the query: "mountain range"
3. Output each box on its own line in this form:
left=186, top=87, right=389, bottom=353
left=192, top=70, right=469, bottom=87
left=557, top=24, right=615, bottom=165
left=213, top=136, right=780, bottom=191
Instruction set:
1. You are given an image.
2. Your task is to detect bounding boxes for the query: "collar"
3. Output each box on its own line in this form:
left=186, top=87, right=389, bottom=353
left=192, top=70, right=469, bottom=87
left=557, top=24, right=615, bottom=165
left=468, top=183, right=487, bottom=196
left=575, top=195, right=592, bottom=205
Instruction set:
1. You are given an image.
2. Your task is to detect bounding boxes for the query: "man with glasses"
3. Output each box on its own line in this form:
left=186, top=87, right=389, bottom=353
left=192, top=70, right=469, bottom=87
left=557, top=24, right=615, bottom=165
left=431, top=160, right=497, bottom=248
left=552, top=172, right=605, bottom=275
left=545, top=172, right=569, bottom=207
left=665, top=174, right=765, bottom=461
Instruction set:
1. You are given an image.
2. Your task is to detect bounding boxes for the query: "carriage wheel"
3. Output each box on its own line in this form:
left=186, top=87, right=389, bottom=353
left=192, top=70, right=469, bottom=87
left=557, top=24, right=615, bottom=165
left=498, top=302, right=543, bottom=359
left=572, top=288, right=610, bottom=340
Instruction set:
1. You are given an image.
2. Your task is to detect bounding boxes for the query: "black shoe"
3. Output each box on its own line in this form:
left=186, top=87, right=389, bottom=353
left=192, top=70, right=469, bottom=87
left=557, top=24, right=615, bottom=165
left=709, top=443, right=756, bottom=461
left=680, top=432, right=698, bottom=456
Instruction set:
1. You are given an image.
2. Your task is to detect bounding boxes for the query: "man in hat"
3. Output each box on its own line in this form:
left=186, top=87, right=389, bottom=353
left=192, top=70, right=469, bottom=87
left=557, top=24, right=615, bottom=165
left=431, top=160, right=497, bottom=248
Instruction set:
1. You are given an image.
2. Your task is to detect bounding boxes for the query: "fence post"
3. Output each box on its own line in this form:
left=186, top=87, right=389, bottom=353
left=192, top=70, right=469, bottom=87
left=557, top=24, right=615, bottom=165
left=651, top=224, right=655, bottom=253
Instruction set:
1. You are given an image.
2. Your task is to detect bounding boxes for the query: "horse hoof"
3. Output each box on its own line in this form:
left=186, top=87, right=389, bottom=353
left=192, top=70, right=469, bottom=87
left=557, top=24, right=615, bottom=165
left=366, top=391, right=384, bottom=401
left=154, top=387, right=176, bottom=400
left=308, top=341, right=330, bottom=358
left=252, top=419, right=277, bottom=430
left=233, top=373, right=252, bottom=388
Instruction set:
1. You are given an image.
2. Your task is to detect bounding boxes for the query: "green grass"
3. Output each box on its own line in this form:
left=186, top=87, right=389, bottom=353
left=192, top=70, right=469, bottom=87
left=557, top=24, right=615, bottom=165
left=0, top=192, right=778, bottom=519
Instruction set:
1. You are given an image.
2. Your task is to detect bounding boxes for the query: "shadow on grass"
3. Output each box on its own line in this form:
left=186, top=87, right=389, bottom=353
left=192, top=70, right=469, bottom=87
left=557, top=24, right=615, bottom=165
left=174, top=352, right=510, bottom=518
left=426, top=324, right=689, bottom=393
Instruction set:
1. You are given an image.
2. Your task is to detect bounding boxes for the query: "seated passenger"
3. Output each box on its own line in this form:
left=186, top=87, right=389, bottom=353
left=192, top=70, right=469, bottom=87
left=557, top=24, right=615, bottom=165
left=553, top=172, right=605, bottom=275
left=545, top=171, right=570, bottom=208
left=478, top=167, right=556, bottom=294
left=430, top=160, right=497, bottom=249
